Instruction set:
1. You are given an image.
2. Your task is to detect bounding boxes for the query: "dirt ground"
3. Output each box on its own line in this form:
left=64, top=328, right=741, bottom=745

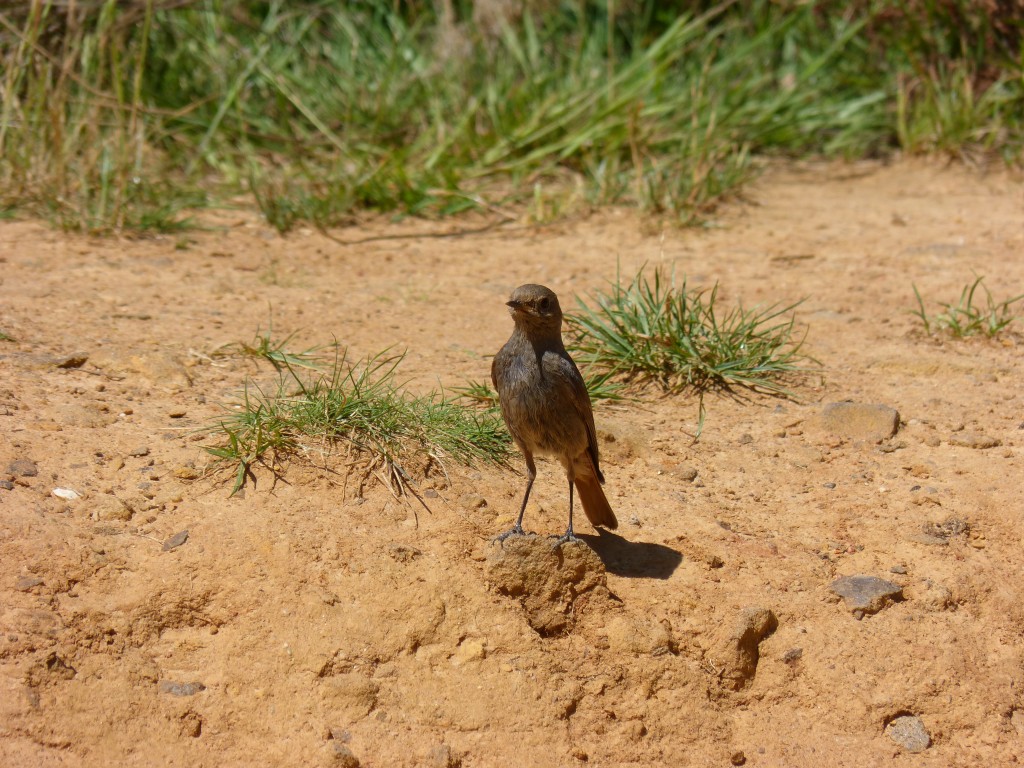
left=2, top=159, right=1023, bottom=767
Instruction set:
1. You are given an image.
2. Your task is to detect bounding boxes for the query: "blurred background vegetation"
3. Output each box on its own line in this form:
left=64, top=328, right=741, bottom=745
left=1, top=0, right=1021, bottom=234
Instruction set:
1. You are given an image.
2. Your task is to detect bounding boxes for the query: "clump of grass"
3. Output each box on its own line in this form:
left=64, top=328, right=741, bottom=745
left=912, top=277, right=1024, bottom=338
left=569, top=265, right=815, bottom=434
left=204, top=348, right=511, bottom=496
left=210, top=326, right=329, bottom=372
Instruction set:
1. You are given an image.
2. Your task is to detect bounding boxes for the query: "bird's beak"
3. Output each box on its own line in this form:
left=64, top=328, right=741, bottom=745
left=506, top=299, right=523, bottom=310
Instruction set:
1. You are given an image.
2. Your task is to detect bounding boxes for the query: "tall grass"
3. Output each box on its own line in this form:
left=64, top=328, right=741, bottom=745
left=1, top=1, right=1021, bottom=233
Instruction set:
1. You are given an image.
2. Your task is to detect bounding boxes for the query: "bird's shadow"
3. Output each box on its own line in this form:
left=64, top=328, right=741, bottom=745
left=577, top=529, right=683, bottom=579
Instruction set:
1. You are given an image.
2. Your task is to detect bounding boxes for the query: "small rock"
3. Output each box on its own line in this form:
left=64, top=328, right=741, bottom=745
left=167, top=409, right=187, bottom=418
left=829, top=575, right=903, bottom=616
left=94, top=497, right=134, bottom=522
left=173, top=466, right=200, bottom=480
left=890, top=565, right=908, bottom=575
left=15, top=576, right=44, bottom=591
left=731, top=751, right=747, bottom=766
left=179, top=711, right=202, bottom=738
left=923, top=516, right=969, bottom=540
left=423, top=488, right=438, bottom=498
left=330, top=744, right=361, bottom=767
left=52, top=487, right=81, bottom=500
left=162, top=530, right=189, bottom=551
left=948, top=432, right=1000, bottom=449
left=388, top=544, right=422, bottom=563
left=810, top=402, right=900, bottom=441
left=159, top=680, right=206, bottom=696
left=52, top=352, right=89, bottom=369
left=905, top=533, right=948, bottom=546
left=885, top=714, right=930, bottom=752
left=7, top=459, right=38, bottom=477
left=460, top=493, right=487, bottom=510
left=672, top=466, right=699, bottom=482
left=128, top=446, right=150, bottom=458
left=0, top=480, right=13, bottom=490
left=782, top=647, right=803, bottom=664
left=452, top=638, right=486, bottom=664
left=428, top=744, right=462, bottom=768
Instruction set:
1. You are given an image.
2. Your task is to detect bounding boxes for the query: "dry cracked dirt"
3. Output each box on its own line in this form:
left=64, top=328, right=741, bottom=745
left=1, top=159, right=1023, bottom=766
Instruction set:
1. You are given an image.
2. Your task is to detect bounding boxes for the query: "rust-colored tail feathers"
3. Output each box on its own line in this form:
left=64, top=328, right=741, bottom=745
left=574, top=473, right=617, bottom=530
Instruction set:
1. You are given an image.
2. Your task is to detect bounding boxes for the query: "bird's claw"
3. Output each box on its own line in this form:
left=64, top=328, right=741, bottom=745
left=494, top=525, right=526, bottom=545
left=550, top=530, right=581, bottom=549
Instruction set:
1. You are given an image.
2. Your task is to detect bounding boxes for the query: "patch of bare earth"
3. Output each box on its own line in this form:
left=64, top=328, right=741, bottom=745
left=1, top=160, right=1023, bottom=766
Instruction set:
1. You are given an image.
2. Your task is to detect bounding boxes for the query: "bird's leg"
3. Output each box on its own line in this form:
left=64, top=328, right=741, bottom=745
left=496, top=454, right=536, bottom=543
left=552, top=470, right=581, bottom=548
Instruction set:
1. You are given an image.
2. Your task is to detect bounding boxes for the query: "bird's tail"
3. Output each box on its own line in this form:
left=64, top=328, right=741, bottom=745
left=574, top=473, right=618, bottom=530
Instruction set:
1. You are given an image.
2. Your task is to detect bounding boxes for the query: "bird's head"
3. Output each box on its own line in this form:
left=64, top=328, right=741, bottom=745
left=506, top=284, right=564, bottom=334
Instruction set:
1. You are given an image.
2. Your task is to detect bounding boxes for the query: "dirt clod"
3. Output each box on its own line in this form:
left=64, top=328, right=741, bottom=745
left=486, top=535, right=608, bottom=636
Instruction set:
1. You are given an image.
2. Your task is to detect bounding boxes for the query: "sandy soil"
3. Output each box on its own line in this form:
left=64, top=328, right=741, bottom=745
left=1, top=160, right=1023, bottom=767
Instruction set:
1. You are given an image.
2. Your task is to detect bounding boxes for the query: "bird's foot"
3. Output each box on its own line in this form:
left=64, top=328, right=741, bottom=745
left=550, top=528, right=581, bottom=549
left=494, top=525, right=526, bottom=545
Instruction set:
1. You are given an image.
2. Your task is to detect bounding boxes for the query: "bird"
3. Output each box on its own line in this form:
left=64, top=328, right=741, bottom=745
left=491, top=283, right=618, bottom=545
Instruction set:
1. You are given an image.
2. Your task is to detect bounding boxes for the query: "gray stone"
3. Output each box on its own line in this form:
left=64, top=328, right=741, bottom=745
left=159, top=680, right=206, bottom=696
left=830, top=575, right=903, bottom=616
left=7, top=458, right=38, bottom=477
left=15, top=576, right=44, bottom=591
left=886, top=715, right=930, bottom=752
left=162, top=530, right=189, bottom=551
left=128, top=446, right=151, bottom=458
left=811, top=402, right=900, bottom=440
left=948, top=432, right=1000, bottom=449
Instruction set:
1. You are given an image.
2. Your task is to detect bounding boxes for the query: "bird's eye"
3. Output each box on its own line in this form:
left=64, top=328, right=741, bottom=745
left=538, top=297, right=550, bottom=312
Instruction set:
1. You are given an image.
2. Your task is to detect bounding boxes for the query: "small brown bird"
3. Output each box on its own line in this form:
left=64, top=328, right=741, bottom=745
left=491, top=284, right=618, bottom=545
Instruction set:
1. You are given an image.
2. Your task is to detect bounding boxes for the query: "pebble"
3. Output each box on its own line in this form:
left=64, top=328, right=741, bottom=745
left=811, top=402, right=900, bottom=441
left=158, top=680, right=206, bottom=696
left=52, top=487, right=81, bottom=500
left=16, top=576, right=44, bottom=591
left=885, top=714, right=930, bottom=752
left=906, top=532, right=948, bottom=546
left=168, top=409, right=187, bottom=418
left=52, top=352, right=89, bottom=369
left=0, top=480, right=13, bottom=491
left=459, top=492, right=487, bottom=510
left=128, top=446, right=150, bottom=457
left=7, top=459, right=38, bottom=477
left=782, top=647, right=803, bottom=664
left=162, top=530, right=189, bottom=551
left=329, top=744, right=361, bottom=767
left=829, top=575, right=903, bottom=617
left=948, top=432, right=1000, bottom=449
left=890, top=565, right=908, bottom=575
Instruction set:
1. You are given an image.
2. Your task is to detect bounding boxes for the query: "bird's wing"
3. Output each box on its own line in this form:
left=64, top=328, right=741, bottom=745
left=562, top=353, right=605, bottom=484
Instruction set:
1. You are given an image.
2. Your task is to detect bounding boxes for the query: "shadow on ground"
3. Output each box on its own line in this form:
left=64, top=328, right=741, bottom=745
left=578, top=530, right=683, bottom=579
